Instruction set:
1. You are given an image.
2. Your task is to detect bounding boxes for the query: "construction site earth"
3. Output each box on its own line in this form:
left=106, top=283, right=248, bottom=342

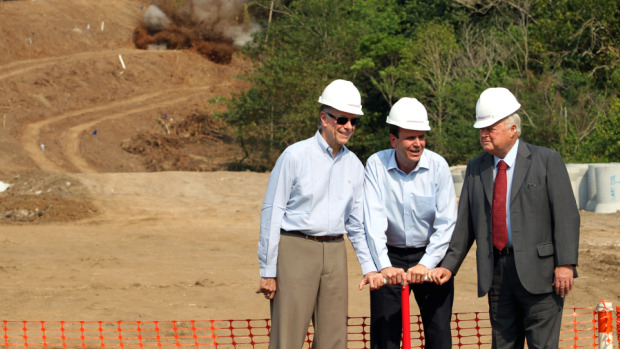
left=0, top=0, right=618, bottom=323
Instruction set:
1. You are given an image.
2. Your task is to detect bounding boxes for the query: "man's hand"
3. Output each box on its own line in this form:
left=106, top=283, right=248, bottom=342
left=553, top=265, right=574, bottom=297
left=406, top=264, right=429, bottom=284
left=428, top=267, right=453, bottom=285
left=380, top=267, right=406, bottom=285
left=358, top=271, right=385, bottom=291
left=256, top=277, right=277, bottom=300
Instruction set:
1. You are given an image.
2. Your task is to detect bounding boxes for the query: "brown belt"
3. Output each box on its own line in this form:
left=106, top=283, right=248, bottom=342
left=282, top=230, right=344, bottom=242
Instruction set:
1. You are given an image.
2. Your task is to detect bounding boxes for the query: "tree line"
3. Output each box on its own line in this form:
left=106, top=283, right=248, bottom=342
left=217, top=0, right=619, bottom=170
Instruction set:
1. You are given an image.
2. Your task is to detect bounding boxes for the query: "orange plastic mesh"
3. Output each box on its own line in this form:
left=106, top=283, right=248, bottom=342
left=0, top=307, right=611, bottom=348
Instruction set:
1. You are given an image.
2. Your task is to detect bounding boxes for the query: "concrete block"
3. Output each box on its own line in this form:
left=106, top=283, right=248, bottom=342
left=592, top=163, right=620, bottom=213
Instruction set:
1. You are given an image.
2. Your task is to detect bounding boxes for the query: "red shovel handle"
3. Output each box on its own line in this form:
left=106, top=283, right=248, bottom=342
left=401, top=282, right=410, bottom=349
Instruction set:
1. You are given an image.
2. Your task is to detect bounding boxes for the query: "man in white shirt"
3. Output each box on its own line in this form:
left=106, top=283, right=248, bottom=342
left=363, top=98, right=457, bottom=349
left=256, top=79, right=383, bottom=348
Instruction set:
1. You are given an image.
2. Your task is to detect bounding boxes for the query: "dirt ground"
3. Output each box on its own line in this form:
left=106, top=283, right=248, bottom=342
left=0, top=0, right=618, bottom=322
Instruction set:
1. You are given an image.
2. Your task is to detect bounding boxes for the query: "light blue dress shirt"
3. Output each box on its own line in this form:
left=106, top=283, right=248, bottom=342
left=493, top=138, right=520, bottom=247
left=258, top=131, right=377, bottom=278
left=364, top=148, right=457, bottom=270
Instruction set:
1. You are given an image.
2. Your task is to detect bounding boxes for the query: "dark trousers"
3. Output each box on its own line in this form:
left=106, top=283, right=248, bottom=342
left=370, top=246, right=454, bottom=349
left=489, top=253, right=564, bottom=349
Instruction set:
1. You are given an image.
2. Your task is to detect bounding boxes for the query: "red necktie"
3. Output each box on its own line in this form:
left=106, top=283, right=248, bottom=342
left=492, top=160, right=508, bottom=251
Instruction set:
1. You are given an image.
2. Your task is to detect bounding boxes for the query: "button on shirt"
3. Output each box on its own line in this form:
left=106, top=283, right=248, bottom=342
left=493, top=138, right=519, bottom=247
left=364, top=149, right=457, bottom=270
left=258, top=131, right=376, bottom=278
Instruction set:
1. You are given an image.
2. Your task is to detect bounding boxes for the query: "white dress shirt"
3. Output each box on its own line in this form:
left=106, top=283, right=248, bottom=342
left=258, top=131, right=376, bottom=278
left=364, top=148, right=457, bottom=270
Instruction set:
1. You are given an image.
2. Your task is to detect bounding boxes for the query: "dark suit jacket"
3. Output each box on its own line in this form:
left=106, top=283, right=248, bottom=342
left=442, top=140, right=580, bottom=296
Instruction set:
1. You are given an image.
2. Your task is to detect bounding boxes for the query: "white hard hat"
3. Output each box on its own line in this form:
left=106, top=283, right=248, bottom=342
left=386, top=97, right=430, bottom=131
left=318, top=79, right=364, bottom=115
left=474, top=87, right=521, bottom=129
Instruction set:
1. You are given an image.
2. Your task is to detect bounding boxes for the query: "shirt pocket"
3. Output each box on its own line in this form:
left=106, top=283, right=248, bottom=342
left=414, top=196, right=436, bottom=221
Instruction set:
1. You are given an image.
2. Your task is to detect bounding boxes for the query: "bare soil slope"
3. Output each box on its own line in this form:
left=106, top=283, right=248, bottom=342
left=0, top=0, right=618, bottom=322
left=0, top=0, right=246, bottom=176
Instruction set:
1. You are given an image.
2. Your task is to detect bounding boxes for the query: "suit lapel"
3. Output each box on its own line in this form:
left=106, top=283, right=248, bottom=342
left=481, top=153, right=494, bottom=205
left=511, top=141, right=531, bottom=203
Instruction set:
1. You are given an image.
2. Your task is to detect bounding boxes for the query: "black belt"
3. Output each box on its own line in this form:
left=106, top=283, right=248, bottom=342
left=493, top=246, right=514, bottom=256
left=386, top=245, right=426, bottom=254
left=282, top=230, right=344, bottom=242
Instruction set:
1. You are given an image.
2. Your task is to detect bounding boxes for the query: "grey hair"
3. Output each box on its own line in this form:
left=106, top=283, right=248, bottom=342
left=504, top=113, right=522, bottom=136
left=318, top=105, right=331, bottom=131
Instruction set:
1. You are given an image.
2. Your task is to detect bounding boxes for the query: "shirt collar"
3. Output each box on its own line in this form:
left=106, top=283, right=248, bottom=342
left=494, top=138, right=519, bottom=169
left=387, top=149, right=429, bottom=174
left=315, top=130, right=347, bottom=158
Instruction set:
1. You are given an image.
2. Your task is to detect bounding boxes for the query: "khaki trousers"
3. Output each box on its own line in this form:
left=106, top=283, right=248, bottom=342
left=268, top=233, right=348, bottom=349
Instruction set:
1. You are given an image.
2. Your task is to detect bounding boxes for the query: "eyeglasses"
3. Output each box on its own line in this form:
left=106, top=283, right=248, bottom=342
left=325, top=111, right=361, bottom=126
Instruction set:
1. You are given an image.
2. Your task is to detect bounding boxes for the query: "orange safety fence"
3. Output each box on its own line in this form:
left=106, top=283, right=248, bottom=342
left=0, top=307, right=616, bottom=349
left=618, top=306, right=620, bottom=346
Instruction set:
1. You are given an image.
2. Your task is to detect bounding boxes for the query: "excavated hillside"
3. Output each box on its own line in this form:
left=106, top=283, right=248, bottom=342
left=0, top=0, right=250, bottom=223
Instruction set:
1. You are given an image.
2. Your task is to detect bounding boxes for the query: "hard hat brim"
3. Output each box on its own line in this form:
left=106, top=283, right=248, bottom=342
left=318, top=97, right=364, bottom=115
left=473, top=106, right=520, bottom=129
left=386, top=120, right=430, bottom=131
left=474, top=116, right=507, bottom=129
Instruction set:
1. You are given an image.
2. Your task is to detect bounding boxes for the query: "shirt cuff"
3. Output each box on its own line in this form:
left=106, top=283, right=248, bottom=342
left=260, top=266, right=277, bottom=278
left=377, top=255, right=392, bottom=271
left=418, top=255, right=438, bottom=270
left=360, top=261, right=378, bottom=276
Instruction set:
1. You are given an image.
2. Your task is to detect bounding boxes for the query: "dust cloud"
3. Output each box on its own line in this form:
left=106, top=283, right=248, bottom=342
left=134, top=0, right=261, bottom=64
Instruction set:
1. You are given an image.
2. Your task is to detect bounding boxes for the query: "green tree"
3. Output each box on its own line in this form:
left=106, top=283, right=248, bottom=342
left=576, top=97, right=620, bottom=162
left=221, top=0, right=404, bottom=169
left=399, top=22, right=461, bottom=156
left=220, top=0, right=619, bottom=168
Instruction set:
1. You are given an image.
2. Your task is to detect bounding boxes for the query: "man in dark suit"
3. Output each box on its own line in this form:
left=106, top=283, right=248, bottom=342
left=430, top=87, right=580, bottom=348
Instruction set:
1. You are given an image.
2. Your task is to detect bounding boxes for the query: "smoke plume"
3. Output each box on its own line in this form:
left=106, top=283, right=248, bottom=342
left=134, top=0, right=261, bottom=64
left=179, top=0, right=260, bottom=47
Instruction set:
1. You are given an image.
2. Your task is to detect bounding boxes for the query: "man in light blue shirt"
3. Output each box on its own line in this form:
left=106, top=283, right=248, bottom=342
left=363, top=98, right=457, bottom=349
left=256, top=79, right=382, bottom=349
